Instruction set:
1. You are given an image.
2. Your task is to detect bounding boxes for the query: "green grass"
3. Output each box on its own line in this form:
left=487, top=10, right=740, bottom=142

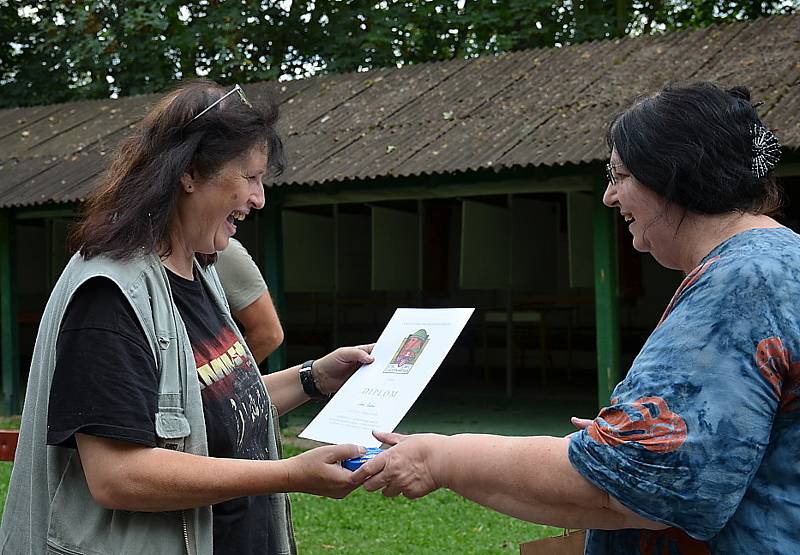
left=0, top=417, right=20, bottom=430
left=282, top=443, right=559, bottom=554
left=0, top=462, right=10, bottom=519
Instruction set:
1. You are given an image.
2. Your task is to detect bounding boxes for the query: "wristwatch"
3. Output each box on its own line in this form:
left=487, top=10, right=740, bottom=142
left=299, top=360, right=330, bottom=401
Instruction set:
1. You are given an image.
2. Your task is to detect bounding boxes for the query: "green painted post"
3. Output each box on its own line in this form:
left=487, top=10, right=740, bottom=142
left=0, top=211, right=20, bottom=416
left=262, top=200, right=288, bottom=428
left=262, top=201, right=286, bottom=377
left=593, top=179, right=621, bottom=409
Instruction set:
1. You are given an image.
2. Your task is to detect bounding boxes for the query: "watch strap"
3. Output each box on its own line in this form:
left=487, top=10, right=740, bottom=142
left=299, top=360, right=329, bottom=401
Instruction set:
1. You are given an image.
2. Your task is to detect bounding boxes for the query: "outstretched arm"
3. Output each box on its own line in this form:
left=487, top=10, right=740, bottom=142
left=77, top=434, right=364, bottom=511
left=353, top=432, right=667, bottom=531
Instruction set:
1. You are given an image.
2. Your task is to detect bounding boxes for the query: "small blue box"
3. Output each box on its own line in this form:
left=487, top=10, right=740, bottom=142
left=342, top=447, right=383, bottom=471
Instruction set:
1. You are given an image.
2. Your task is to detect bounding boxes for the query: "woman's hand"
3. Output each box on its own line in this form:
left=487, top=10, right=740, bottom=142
left=565, top=416, right=594, bottom=438
left=570, top=417, right=593, bottom=430
left=312, top=344, right=375, bottom=396
left=263, top=345, right=374, bottom=414
left=351, top=431, right=443, bottom=499
left=284, top=444, right=366, bottom=499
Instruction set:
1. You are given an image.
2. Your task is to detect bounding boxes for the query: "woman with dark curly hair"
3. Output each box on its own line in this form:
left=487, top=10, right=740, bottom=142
left=0, top=80, right=373, bottom=555
left=353, top=82, right=796, bottom=554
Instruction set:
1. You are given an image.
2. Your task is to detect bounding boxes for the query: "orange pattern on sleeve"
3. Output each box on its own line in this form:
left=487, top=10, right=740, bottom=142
left=755, top=336, right=800, bottom=413
left=588, top=397, right=687, bottom=453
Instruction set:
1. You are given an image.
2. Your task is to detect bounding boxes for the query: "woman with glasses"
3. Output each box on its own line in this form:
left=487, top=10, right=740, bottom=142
left=351, top=82, right=798, bottom=554
left=0, top=80, right=373, bottom=555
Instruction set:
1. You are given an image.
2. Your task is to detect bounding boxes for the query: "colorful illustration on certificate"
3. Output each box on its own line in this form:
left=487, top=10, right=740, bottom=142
left=384, top=329, right=429, bottom=374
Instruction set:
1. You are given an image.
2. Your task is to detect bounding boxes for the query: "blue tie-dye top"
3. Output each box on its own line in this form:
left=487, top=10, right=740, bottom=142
left=568, top=227, right=800, bottom=555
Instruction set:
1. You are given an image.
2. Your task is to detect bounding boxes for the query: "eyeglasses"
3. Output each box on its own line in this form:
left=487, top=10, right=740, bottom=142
left=606, top=161, right=622, bottom=186
left=189, top=84, right=253, bottom=124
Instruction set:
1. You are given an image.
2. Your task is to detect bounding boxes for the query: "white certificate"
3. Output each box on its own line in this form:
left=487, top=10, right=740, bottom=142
left=299, top=307, right=475, bottom=447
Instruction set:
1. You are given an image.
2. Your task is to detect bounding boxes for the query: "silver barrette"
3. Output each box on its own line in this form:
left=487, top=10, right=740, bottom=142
left=751, top=123, right=781, bottom=179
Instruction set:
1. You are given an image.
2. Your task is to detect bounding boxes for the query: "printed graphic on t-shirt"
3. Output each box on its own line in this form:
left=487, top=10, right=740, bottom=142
left=191, top=325, right=269, bottom=459
left=195, top=327, right=254, bottom=389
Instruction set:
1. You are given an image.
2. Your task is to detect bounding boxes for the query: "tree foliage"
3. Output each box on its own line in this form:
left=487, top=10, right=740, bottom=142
left=0, top=0, right=797, bottom=108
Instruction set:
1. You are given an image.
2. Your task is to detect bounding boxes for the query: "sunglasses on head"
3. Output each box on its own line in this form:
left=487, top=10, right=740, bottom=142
left=188, top=84, right=253, bottom=124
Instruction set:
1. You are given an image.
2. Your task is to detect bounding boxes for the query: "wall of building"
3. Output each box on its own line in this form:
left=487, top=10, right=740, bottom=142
left=241, top=191, right=678, bottom=395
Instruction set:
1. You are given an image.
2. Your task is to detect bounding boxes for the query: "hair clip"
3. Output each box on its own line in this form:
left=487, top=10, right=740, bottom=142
left=751, top=123, right=781, bottom=179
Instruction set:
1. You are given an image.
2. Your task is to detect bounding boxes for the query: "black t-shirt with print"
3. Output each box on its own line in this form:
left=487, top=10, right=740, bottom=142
left=47, top=272, right=270, bottom=554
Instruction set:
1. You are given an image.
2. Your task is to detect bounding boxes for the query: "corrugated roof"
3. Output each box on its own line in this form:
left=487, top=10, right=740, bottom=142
left=1, top=13, right=798, bottom=208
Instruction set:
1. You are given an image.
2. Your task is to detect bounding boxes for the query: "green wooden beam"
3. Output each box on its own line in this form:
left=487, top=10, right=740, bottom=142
left=0, top=211, right=20, bottom=416
left=261, top=202, right=288, bottom=428
left=275, top=175, right=593, bottom=208
left=14, top=203, right=79, bottom=221
left=592, top=179, right=621, bottom=409
left=268, top=162, right=595, bottom=208
left=262, top=202, right=286, bottom=376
